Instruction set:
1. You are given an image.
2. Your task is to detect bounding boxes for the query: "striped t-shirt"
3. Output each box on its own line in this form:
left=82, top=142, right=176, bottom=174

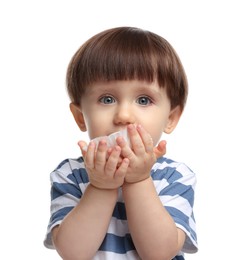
left=44, top=156, right=198, bottom=259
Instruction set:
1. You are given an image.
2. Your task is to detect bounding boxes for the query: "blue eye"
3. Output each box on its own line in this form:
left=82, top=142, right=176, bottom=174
left=136, top=96, right=152, bottom=105
left=99, top=96, right=115, bottom=104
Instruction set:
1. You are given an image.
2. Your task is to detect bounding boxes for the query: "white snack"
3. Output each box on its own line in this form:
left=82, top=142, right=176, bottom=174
left=93, top=128, right=130, bottom=148
left=82, top=128, right=130, bottom=151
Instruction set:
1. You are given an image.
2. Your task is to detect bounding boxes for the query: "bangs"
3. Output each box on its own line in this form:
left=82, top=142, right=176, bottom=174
left=81, top=28, right=157, bottom=83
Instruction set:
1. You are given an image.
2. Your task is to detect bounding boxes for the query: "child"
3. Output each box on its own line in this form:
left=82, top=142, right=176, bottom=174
left=44, top=26, right=198, bottom=260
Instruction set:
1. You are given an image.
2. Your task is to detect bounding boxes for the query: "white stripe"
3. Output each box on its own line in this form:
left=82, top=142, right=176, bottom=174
left=152, top=161, right=194, bottom=178
left=152, top=160, right=181, bottom=171
left=107, top=217, right=129, bottom=237
left=55, top=163, right=72, bottom=176
left=153, top=169, right=196, bottom=193
left=93, top=250, right=140, bottom=260
left=153, top=178, right=169, bottom=193
left=160, top=194, right=192, bottom=216
left=51, top=169, right=75, bottom=184
left=79, top=182, right=89, bottom=193
left=178, top=172, right=196, bottom=186
left=53, top=159, right=85, bottom=180
left=176, top=223, right=198, bottom=253
left=68, top=158, right=85, bottom=169
left=189, top=214, right=197, bottom=232
left=51, top=194, right=79, bottom=214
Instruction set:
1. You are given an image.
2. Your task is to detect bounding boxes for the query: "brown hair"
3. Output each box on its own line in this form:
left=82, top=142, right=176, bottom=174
left=66, top=26, right=188, bottom=110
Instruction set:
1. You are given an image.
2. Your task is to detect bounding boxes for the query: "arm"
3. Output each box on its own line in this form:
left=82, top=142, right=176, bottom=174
left=52, top=185, right=118, bottom=260
left=118, top=124, right=185, bottom=259
left=122, top=178, right=185, bottom=260
left=52, top=140, right=129, bottom=260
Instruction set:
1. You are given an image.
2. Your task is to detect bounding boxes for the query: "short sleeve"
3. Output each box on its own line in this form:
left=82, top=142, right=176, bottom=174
left=44, top=158, right=88, bottom=249
left=151, top=157, right=198, bottom=253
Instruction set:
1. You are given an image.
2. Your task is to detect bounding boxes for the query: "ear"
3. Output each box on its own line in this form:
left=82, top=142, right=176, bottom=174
left=164, top=106, right=182, bottom=134
left=69, top=103, right=87, bottom=132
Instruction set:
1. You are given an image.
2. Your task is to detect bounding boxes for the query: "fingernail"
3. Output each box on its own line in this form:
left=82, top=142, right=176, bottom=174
left=89, top=141, right=95, bottom=147
left=128, top=124, right=134, bottom=130
left=82, top=145, right=87, bottom=151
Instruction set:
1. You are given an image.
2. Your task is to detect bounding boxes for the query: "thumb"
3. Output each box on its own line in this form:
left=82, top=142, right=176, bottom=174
left=153, top=140, right=167, bottom=159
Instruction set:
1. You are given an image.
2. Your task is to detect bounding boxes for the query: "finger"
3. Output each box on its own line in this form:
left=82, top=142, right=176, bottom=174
left=127, top=124, right=145, bottom=155
left=153, top=140, right=167, bottom=158
left=94, top=140, right=108, bottom=170
left=78, top=141, right=88, bottom=157
left=136, top=124, right=154, bottom=153
left=84, top=141, right=96, bottom=169
left=107, top=147, right=113, bottom=160
left=108, top=147, right=123, bottom=164
left=116, top=136, right=135, bottom=161
left=114, top=158, right=129, bottom=179
left=105, top=146, right=121, bottom=175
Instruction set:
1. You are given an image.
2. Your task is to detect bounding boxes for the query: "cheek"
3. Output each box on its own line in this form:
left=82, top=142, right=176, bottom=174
left=148, top=127, right=164, bottom=146
left=141, top=117, right=168, bottom=146
left=140, top=120, right=164, bottom=145
left=84, top=112, right=111, bottom=139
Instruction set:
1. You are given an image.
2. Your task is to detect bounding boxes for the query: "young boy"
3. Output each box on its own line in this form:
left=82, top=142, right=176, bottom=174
left=44, top=27, right=198, bottom=260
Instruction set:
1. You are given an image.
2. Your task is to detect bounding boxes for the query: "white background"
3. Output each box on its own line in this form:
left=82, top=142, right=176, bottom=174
left=1, top=0, right=239, bottom=259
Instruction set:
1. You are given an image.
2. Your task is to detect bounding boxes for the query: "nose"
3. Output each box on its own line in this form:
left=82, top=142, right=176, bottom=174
left=113, top=103, right=135, bottom=125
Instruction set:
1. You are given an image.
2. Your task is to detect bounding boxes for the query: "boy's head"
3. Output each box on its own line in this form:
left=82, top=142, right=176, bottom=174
left=66, top=26, right=188, bottom=111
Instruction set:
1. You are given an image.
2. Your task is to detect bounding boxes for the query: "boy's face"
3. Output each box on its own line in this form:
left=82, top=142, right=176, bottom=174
left=71, top=80, right=181, bottom=146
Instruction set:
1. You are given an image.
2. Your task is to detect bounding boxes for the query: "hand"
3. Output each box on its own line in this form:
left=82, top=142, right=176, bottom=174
left=116, top=124, right=166, bottom=184
left=78, top=140, right=129, bottom=189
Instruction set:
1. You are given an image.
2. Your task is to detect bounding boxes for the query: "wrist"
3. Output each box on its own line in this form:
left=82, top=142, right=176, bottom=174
left=122, top=177, right=156, bottom=201
left=89, top=183, right=119, bottom=194
left=86, top=184, right=119, bottom=205
left=122, top=176, right=152, bottom=188
left=124, top=174, right=150, bottom=185
left=89, top=180, right=123, bottom=191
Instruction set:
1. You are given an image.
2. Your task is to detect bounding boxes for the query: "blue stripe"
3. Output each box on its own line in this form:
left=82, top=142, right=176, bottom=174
left=165, top=206, right=189, bottom=224
left=51, top=182, right=82, bottom=200
left=160, top=182, right=194, bottom=207
left=99, top=232, right=185, bottom=259
left=99, top=233, right=135, bottom=254
left=112, top=202, right=127, bottom=220
left=76, top=156, right=84, bottom=163
left=165, top=206, right=197, bottom=242
left=55, top=159, right=70, bottom=171
left=156, top=156, right=174, bottom=164
left=172, top=256, right=185, bottom=260
left=49, top=206, right=73, bottom=228
left=152, top=167, right=183, bottom=182
left=68, top=168, right=89, bottom=184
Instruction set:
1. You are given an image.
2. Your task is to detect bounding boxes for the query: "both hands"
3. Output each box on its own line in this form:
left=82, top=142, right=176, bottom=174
left=78, top=124, right=166, bottom=190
